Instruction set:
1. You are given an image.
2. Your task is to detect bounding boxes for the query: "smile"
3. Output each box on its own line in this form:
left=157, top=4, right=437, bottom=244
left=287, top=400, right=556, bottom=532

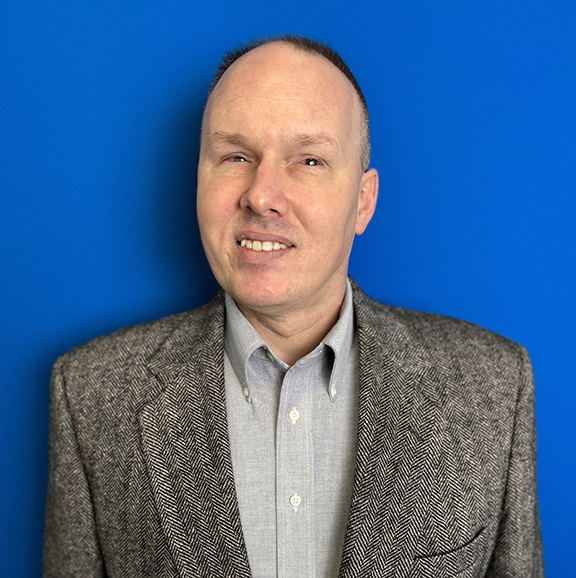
left=240, top=239, right=289, bottom=252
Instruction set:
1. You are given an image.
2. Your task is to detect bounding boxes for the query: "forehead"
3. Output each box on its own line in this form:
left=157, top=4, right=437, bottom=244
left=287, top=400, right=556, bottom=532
left=203, top=43, right=360, bottom=141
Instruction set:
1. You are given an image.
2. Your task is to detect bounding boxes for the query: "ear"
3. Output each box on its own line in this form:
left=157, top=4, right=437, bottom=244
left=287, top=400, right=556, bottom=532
left=355, top=168, right=378, bottom=235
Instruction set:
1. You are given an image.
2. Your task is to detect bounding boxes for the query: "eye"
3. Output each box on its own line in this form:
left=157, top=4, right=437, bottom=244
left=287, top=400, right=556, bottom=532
left=302, top=158, right=321, bottom=166
left=222, top=153, right=249, bottom=164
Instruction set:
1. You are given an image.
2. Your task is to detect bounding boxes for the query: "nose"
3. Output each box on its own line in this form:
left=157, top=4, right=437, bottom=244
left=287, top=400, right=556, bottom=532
left=240, top=161, right=288, bottom=217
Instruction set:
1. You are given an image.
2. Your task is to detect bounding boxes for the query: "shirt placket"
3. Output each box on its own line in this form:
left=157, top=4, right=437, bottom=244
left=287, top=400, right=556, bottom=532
left=276, top=359, right=317, bottom=578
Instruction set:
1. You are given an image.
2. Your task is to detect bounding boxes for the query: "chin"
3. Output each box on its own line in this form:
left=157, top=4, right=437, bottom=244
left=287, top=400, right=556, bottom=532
left=228, top=280, right=293, bottom=312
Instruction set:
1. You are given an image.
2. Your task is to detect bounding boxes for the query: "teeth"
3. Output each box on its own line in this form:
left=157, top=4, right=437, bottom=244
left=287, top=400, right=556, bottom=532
left=240, top=238, right=288, bottom=251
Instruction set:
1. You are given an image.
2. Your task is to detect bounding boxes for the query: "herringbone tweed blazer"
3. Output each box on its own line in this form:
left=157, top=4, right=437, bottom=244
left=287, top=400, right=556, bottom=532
left=43, top=281, right=543, bottom=578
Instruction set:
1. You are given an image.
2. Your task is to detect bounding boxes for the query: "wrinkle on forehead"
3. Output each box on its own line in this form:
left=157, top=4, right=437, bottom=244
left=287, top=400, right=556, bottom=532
left=208, top=130, right=339, bottom=151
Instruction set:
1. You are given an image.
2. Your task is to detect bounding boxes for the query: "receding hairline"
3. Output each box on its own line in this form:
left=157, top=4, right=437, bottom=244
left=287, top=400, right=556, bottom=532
left=202, top=36, right=371, bottom=171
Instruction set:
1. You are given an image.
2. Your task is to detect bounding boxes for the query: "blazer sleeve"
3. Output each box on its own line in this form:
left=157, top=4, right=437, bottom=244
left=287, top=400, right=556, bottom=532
left=43, top=359, right=105, bottom=578
left=486, top=346, right=544, bottom=577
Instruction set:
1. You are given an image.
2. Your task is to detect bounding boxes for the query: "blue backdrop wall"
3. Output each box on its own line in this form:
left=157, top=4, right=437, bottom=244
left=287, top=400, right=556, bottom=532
left=1, top=1, right=574, bottom=575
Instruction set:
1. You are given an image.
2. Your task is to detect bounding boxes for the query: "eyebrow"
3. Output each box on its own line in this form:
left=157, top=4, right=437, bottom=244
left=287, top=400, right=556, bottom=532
left=294, top=133, right=338, bottom=150
left=208, top=132, right=248, bottom=146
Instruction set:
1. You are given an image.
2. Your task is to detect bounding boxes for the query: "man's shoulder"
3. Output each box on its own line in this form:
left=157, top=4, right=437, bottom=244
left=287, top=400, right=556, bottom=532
left=352, top=283, right=532, bottom=411
left=54, top=291, right=225, bottom=381
left=351, top=281, right=529, bottom=369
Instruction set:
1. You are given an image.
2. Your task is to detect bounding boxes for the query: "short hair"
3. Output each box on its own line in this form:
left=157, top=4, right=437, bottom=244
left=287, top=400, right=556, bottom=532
left=205, top=35, right=371, bottom=171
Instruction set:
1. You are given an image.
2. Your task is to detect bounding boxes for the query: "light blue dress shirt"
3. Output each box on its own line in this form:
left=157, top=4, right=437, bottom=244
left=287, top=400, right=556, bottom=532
left=224, top=281, right=359, bottom=578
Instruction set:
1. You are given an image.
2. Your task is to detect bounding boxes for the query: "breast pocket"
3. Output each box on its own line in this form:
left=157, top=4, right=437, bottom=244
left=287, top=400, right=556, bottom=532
left=410, top=528, right=486, bottom=578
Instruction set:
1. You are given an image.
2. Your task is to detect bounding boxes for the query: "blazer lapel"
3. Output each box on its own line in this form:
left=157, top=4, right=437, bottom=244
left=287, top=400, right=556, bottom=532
left=138, top=295, right=251, bottom=578
left=136, top=284, right=441, bottom=577
left=340, top=285, right=438, bottom=578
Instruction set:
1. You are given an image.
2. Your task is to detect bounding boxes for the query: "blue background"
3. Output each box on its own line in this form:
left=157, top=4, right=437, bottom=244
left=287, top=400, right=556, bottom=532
left=1, top=1, right=574, bottom=575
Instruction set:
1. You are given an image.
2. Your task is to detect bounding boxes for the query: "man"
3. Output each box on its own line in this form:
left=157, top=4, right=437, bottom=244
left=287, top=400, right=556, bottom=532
left=44, top=36, right=543, bottom=577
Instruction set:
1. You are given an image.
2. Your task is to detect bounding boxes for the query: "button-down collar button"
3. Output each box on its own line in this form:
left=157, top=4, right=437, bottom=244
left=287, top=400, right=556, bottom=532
left=289, top=494, right=302, bottom=512
left=242, top=386, right=250, bottom=398
left=288, top=408, right=300, bottom=424
left=331, top=387, right=337, bottom=398
left=266, top=350, right=274, bottom=362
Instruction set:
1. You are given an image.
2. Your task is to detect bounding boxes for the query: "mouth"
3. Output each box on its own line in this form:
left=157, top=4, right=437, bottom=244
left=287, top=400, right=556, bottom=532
left=239, top=238, right=291, bottom=252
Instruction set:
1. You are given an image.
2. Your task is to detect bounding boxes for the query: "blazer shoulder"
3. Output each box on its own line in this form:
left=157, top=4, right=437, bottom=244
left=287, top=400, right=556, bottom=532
left=351, top=281, right=530, bottom=379
left=52, top=292, right=225, bottom=391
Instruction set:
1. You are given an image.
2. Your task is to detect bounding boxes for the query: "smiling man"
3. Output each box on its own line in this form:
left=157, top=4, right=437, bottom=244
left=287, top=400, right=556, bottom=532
left=197, top=40, right=377, bottom=365
left=44, top=37, right=543, bottom=578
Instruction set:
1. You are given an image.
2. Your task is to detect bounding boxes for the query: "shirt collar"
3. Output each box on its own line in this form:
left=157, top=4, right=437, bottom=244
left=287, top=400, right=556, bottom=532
left=322, top=278, right=355, bottom=401
left=224, top=279, right=355, bottom=402
left=224, top=293, right=268, bottom=400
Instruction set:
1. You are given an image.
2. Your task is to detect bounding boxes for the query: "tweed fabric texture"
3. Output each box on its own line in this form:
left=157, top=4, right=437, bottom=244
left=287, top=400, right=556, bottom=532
left=43, top=280, right=544, bottom=577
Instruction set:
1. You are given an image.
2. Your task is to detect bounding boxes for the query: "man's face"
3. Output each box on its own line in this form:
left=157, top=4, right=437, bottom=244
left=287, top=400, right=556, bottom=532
left=197, top=42, right=377, bottom=319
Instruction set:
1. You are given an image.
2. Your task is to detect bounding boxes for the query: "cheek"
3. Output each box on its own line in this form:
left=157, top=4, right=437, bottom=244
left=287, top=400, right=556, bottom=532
left=197, top=184, right=236, bottom=237
left=196, top=194, right=213, bottom=238
left=197, top=203, right=227, bottom=262
left=305, top=187, right=359, bottom=236
left=302, top=207, right=358, bottom=262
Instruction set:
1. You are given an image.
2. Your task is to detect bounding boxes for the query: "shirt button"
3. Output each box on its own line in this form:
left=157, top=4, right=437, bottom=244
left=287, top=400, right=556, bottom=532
left=242, top=387, right=250, bottom=398
left=331, top=387, right=337, bottom=398
left=289, top=494, right=302, bottom=512
left=266, top=351, right=274, bottom=361
left=288, top=408, right=300, bottom=424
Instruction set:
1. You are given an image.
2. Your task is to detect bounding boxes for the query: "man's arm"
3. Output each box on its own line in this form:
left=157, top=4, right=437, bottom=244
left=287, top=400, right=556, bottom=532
left=43, top=359, right=105, bottom=578
left=486, top=346, right=544, bottom=577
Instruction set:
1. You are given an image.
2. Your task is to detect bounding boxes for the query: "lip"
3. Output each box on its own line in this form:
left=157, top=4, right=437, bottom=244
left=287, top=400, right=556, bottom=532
left=236, top=230, right=295, bottom=247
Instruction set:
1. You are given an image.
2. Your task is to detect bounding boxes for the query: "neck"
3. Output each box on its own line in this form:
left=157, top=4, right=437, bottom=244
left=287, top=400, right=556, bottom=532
left=236, top=289, right=346, bottom=366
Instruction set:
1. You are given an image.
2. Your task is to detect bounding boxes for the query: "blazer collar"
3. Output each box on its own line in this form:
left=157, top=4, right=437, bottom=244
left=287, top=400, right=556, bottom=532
left=138, top=283, right=437, bottom=577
